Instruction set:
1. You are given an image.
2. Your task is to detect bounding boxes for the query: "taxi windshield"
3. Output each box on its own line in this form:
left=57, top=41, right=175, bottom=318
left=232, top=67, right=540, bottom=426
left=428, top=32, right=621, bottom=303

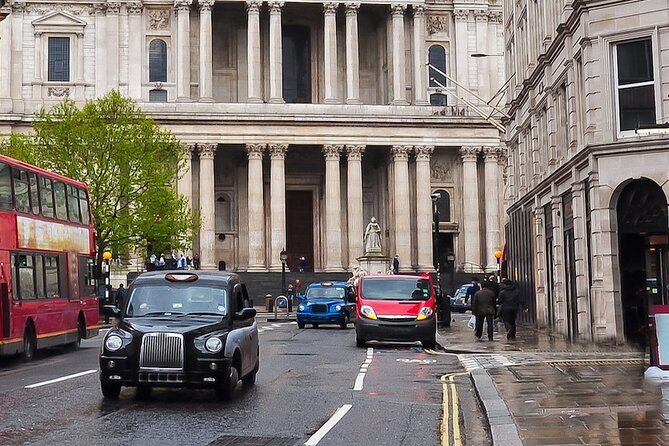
left=126, top=284, right=228, bottom=317
left=306, top=287, right=345, bottom=299
left=361, top=278, right=431, bottom=301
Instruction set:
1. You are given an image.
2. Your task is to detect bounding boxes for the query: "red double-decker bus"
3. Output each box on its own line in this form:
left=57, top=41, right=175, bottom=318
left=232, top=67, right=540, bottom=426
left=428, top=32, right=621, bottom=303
left=0, top=154, right=99, bottom=360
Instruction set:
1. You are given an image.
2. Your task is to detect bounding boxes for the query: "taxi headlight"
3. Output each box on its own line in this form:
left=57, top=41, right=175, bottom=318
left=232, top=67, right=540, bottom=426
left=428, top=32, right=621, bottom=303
left=298, top=304, right=305, bottom=311
left=105, top=335, right=123, bottom=351
left=360, top=305, right=377, bottom=320
left=335, top=305, right=342, bottom=311
left=416, top=307, right=434, bottom=321
left=205, top=337, right=223, bottom=353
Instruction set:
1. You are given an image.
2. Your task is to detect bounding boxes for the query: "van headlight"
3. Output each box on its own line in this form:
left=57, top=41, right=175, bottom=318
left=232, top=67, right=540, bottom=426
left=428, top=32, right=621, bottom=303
left=205, top=337, right=223, bottom=353
left=416, top=307, right=434, bottom=321
left=360, top=305, right=377, bottom=320
left=105, top=335, right=123, bottom=351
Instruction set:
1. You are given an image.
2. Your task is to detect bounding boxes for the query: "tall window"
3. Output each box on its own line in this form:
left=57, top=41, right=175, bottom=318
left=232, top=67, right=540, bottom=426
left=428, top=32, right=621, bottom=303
left=428, top=45, right=446, bottom=88
left=0, top=163, right=13, bottom=210
left=615, top=38, right=656, bottom=132
left=434, top=189, right=451, bottom=222
left=48, top=37, right=70, bottom=82
left=149, top=39, right=168, bottom=82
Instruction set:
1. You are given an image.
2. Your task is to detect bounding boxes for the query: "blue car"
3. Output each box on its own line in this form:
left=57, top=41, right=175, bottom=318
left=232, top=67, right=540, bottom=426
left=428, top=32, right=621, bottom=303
left=296, top=281, right=356, bottom=329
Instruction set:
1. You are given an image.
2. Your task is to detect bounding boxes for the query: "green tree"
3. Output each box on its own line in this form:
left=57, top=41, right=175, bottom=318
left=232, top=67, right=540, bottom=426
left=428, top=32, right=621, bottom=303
left=0, top=90, right=198, bottom=268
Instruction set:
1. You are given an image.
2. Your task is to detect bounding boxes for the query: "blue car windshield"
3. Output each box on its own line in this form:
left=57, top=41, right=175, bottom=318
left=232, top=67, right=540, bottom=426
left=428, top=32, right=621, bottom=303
left=126, top=284, right=228, bottom=317
left=361, top=278, right=431, bottom=301
left=306, top=287, right=345, bottom=299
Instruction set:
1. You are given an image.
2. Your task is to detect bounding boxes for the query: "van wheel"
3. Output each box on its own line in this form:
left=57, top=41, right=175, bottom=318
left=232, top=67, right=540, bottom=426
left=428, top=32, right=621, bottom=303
left=22, top=325, right=36, bottom=362
left=216, top=365, right=239, bottom=400
left=356, top=336, right=366, bottom=348
left=422, top=339, right=436, bottom=350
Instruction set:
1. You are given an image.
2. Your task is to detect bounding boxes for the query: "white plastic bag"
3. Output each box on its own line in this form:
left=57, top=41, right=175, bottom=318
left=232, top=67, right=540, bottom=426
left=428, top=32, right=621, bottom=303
left=467, top=315, right=476, bottom=329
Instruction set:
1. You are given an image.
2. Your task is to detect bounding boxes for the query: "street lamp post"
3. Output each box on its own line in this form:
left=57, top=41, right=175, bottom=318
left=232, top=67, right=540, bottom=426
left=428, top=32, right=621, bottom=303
left=280, top=249, right=288, bottom=297
left=102, top=250, right=113, bottom=322
left=494, top=249, right=503, bottom=283
left=431, top=193, right=440, bottom=283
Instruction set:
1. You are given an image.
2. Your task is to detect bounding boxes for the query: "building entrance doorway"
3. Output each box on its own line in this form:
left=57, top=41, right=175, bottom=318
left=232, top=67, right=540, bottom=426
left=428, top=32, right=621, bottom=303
left=283, top=25, right=311, bottom=103
left=286, top=190, right=314, bottom=272
left=617, top=179, right=669, bottom=346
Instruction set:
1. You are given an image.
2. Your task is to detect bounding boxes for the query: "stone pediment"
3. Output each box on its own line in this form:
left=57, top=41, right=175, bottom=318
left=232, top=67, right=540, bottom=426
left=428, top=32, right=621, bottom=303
left=32, top=11, right=87, bottom=33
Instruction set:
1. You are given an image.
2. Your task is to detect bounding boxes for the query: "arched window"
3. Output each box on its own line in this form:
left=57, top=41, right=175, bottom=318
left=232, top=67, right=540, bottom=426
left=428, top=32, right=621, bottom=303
left=433, top=189, right=451, bottom=222
left=149, top=39, right=167, bottom=83
left=428, top=45, right=446, bottom=88
left=430, top=93, right=447, bottom=106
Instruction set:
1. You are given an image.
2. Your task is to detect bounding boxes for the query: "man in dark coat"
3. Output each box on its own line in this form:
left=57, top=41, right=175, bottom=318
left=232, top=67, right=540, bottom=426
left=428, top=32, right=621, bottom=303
left=497, top=279, right=526, bottom=340
left=472, top=280, right=496, bottom=341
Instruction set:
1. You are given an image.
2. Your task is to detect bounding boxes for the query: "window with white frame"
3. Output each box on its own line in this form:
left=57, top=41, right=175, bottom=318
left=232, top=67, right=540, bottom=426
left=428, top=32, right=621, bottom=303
left=428, top=44, right=449, bottom=105
left=47, top=36, right=70, bottom=82
left=614, top=38, right=656, bottom=133
left=149, top=39, right=168, bottom=83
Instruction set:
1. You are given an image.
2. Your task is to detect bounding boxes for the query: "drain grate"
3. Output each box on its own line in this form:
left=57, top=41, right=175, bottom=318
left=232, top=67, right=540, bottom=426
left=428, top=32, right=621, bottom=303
left=546, top=359, right=644, bottom=367
left=207, top=436, right=299, bottom=446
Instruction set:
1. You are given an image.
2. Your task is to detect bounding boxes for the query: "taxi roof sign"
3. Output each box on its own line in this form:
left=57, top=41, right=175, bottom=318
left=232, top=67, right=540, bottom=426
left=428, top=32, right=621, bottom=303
left=321, top=281, right=334, bottom=287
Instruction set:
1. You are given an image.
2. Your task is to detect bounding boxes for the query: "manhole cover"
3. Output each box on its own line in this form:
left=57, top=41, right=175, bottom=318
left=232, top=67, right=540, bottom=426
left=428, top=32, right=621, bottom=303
left=208, top=436, right=299, bottom=446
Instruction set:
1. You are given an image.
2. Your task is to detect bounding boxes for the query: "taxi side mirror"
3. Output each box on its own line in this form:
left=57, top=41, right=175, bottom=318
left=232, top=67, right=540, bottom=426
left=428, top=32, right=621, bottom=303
left=234, top=307, right=256, bottom=320
left=103, top=305, right=121, bottom=318
left=347, top=290, right=357, bottom=304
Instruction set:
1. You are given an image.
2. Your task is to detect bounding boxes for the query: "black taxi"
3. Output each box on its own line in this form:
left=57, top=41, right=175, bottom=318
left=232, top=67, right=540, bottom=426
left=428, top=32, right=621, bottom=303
left=99, top=271, right=259, bottom=400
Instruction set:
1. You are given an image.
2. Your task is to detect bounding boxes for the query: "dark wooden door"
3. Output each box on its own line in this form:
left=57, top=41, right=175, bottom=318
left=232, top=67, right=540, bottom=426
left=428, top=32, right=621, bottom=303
left=286, top=191, right=314, bottom=271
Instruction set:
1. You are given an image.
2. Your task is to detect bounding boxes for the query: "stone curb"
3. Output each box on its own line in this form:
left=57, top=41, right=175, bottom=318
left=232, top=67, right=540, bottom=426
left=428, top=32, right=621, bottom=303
left=470, top=369, right=523, bottom=446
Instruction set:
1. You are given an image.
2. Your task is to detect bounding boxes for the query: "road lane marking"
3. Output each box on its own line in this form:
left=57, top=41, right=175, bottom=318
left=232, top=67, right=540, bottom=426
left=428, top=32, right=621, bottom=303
left=304, top=404, right=352, bottom=446
left=25, top=369, right=97, bottom=389
left=352, top=347, right=374, bottom=391
left=440, top=372, right=469, bottom=446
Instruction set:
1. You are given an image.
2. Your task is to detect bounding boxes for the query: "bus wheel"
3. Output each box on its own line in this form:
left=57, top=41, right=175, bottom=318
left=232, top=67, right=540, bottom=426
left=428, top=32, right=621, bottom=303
left=71, top=318, right=85, bottom=351
left=22, top=325, right=36, bottom=362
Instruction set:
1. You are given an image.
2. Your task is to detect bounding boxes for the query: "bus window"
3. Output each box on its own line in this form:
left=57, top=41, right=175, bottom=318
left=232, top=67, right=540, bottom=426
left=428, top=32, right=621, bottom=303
left=79, top=189, right=90, bottom=225
left=17, top=254, right=36, bottom=299
left=67, top=184, right=81, bottom=223
left=40, top=176, right=54, bottom=218
left=53, top=181, right=67, bottom=220
left=45, top=256, right=60, bottom=298
left=79, top=256, right=96, bottom=297
left=0, top=163, right=13, bottom=210
left=29, top=172, right=40, bottom=215
left=34, top=255, right=45, bottom=298
left=13, top=169, right=30, bottom=214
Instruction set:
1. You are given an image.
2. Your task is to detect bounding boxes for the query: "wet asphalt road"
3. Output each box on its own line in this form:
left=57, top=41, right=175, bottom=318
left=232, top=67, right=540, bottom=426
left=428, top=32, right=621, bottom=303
left=0, top=320, right=484, bottom=446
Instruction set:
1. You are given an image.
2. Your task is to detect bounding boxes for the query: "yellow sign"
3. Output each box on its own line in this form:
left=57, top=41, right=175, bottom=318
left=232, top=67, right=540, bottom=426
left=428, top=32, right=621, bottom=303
left=17, top=216, right=91, bottom=254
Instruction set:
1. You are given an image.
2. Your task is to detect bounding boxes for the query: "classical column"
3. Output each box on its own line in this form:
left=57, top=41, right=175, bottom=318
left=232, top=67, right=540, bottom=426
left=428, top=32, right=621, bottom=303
left=474, top=10, right=490, bottom=101
left=392, top=146, right=412, bottom=271
left=415, top=146, right=434, bottom=271
left=33, top=31, right=43, bottom=83
left=177, top=144, right=195, bottom=208
left=106, top=3, right=121, bottom=91
left=269, top=144, right=288, bottom=271
left=93, top=3, right=108, bottom=97
left=482, top=147, right=500, bottom=271
left=323, top=2, right=339, bottom=104
left=345, top=3, right=361, bottom=104
left=0, top=9, right=12, bottom=110
left=246, top=0, right=262, bottom=103
left=127, top=2, right=143, bottom=99
left=390, top=4, right=407, bottom=105
left=247, top=144, right=266, bottom=271
left=324, top=145, right=344, bottom=271
left=268, top=1, right=284, bottom=103
left=412, top=5, right=428, bottom=105
left=199, top=0, right=214, bottom=101
left=453, top=9, right=469, bottom=101
left=346, top=145, right=365, bottom=268
left=175, top=0, right=192, bottom=101
left=199, top=144, right=217, bottom=270
left=459, top=146, right=481, bottom=272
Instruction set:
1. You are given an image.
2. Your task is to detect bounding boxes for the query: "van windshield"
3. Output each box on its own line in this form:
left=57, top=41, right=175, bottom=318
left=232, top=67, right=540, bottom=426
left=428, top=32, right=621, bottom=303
left=361, top=278, right=431, bottom=301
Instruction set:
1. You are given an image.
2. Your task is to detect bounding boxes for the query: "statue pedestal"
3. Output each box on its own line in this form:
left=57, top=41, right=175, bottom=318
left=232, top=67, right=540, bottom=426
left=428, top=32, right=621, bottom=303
left=357, top=255, right=390, bottom=276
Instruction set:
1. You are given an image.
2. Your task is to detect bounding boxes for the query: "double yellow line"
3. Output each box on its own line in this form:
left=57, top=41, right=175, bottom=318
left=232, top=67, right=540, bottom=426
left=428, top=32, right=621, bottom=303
left=440, top=372, right=469, bottom=446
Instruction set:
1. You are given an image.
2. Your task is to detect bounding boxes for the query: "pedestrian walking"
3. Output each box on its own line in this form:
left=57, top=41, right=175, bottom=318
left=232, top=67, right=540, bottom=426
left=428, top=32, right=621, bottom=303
left=115, top=283, right=127, bottom=309
left=465, top=277, right=481, bottom=305
left=176, top=254, right=186, bottom=270
left=192, top=253, right=201, bottom=270
left=472, top=280, right=496, bottom=341
left=497, top=279, right=527, bottom=341
left=392, top=255, right=400, bottom=274
left=299, top=256, right=306, bottom=272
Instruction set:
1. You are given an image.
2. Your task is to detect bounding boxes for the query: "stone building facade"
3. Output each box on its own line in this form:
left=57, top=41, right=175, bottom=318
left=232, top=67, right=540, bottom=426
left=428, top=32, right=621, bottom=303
left=0, top=0, right=506, bottom=275
left=504, top=0, right=669, bottom=343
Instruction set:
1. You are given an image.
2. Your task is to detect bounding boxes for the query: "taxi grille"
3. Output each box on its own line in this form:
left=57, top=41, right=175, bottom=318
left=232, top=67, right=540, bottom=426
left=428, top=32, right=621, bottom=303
left=139, top=332, right=184, bottom=370
left=311, top=304, right=328, bottom=313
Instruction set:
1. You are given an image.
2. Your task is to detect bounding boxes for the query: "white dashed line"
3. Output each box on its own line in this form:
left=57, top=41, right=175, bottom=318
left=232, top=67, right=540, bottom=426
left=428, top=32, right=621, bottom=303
left=353, top=347, right=374, bottom=391
left=25, top=369, right=97, bottom=389
left=304, top=404, right=352, bottom=446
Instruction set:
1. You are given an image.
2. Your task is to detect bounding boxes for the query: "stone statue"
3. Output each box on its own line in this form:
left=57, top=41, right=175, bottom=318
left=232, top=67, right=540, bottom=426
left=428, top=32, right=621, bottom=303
left=364, top=217, right=382, bottom=255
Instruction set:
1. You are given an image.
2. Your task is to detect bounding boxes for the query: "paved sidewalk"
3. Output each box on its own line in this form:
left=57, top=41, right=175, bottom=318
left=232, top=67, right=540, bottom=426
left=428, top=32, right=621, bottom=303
left=436, top=316, right=668, bottom=445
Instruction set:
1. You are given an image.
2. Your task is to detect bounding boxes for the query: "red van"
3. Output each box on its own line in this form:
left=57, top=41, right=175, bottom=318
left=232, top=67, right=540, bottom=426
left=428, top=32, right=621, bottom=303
left=354, top=274, right=437, bottom=348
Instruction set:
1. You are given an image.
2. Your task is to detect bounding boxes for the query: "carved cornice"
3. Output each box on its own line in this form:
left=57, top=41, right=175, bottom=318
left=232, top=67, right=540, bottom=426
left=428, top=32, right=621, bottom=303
left=268, top=1, right=283, bottom=14
left=28, top=4, right=92, bottom=15
left=245, top=0, right=261, bottom=13
left=185, top=144, right=196, bottom=158
left=345, top=3, right=359, bottom=15
left=474, top=9, right=488, bottom=22
left=147, top=9, right=170, bottom=29
left=323, top=145, right=343, bottom=160
left=174, top=0, right=191, bottom=13
left=426, top=15, right=447, bottom=35
left=390, top=4, right=406, bottom=17
left=199, top=144, right=217, bottom=160
left=345, top=145, right=365, bottom=160
left=459, top=146, right=480, bottom=161
left=391, top=145, right=411, bottom=160
left=488, top=11, right=503, bottom=24
left=91, top=4, right=107, bottom=15
left=482, top=146, right=500, bottom=161
left=11, top=2, right=26, bottom=13
left=127, top=2, right=143, bottom=15
left=412, top=5, right=425, bottom=17
left=323, top=2, right=338, bottom=15
left=414, top=145, right=434, bottom=161
left=268, top=144, right=289, bottom=159
left=106, top=2, right=122, bottom=14
left=453, top=9, right=468, bottom=21
left=199, top=0, right=214, bottom=12
left=246, top=143, right=265, bottom=160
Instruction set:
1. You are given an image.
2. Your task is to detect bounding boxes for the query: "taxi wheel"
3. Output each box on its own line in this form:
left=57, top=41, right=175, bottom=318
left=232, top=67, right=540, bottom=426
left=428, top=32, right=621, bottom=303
left=312, top=323, right=319, bottom=328
left=242, top=357, right=259, bottom=387
left=339, top=315, right=349, bottom=329
left=216, top=365, right=239, bottom=400
left=101, top=381, right=121, bottom=399
left=136, top=385, right=152, bottom=400
left=297, top=321, right=305, bottom=329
